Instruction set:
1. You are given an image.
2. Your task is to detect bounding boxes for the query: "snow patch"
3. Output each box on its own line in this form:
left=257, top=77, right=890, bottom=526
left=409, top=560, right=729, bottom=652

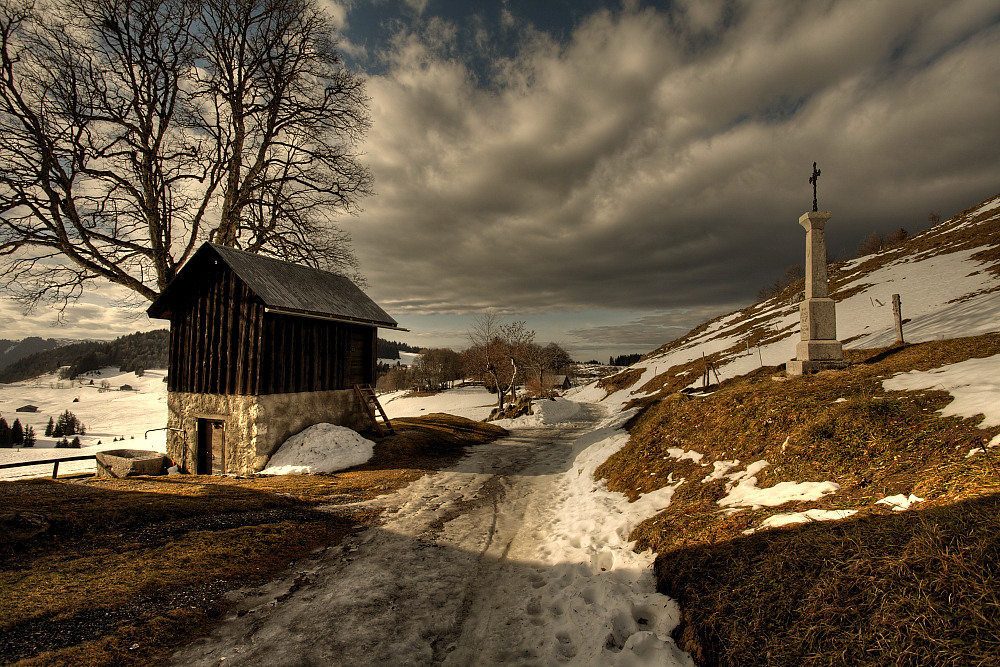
left=492, top=397, right=586, bottom=428
left=702, top=460, right=740, bottom=483
left=876, top=493, right=924, bottom=511
left=718, top=460, right=841, bottom=508
left=748, top=509, right=858, bottom=533
left=541, top=410, right=691, bottom=665
left=666, top=447, right=703, bottom=463
left=260, top=424, right=374, bottom=475
left=883, top=353, right=1000, bottom=428
left=380, top=385, right=496, bottom=421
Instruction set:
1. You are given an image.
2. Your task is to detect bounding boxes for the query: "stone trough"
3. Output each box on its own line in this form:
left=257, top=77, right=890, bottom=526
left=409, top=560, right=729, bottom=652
left=95, top=449, right=168, bottom=478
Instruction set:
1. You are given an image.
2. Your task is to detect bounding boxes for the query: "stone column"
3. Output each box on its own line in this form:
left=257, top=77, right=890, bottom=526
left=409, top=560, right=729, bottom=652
left=787, top=211, right=845, bottom=375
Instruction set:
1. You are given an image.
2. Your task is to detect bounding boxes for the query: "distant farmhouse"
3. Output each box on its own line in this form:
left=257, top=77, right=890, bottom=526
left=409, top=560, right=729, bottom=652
left=15, top=404, right=39, bottom=413
left=547, top=375, right=572, bottom=391
left=148, top=243, right=399, bottom=475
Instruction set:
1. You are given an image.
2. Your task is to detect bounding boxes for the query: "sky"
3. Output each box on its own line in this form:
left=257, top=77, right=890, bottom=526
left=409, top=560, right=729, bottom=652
left=3, top=0, right=1000, bottom=362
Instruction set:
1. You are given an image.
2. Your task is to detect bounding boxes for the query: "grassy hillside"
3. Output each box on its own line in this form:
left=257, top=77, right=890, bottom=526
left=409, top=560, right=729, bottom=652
left=607, top=336, right=1000, bottom=664
left=582, top=193, right=1000, bottom=665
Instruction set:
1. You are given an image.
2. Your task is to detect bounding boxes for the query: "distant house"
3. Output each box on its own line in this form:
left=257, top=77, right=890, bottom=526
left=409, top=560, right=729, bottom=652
left=147, top=242, right=399, bottom=475
left=547, top=375, right=572, bottom=391
left=119, top=384, right=134, bottom=392
left=15, top=404, right=39, bottom=413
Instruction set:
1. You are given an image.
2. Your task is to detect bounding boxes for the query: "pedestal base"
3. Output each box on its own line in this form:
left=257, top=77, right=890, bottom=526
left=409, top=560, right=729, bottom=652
left=788, top=338, right=845, bottom=376
left=787, top=358, right=848, bottom=376
left=795, top=339, right=844, bottom=361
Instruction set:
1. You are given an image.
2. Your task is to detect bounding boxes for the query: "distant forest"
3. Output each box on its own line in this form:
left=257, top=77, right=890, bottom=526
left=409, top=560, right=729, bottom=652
left=0, top=330, right=170, bottom=383
left=609, top=353, right=643, bottom=367
left=378, top=338, right=422, bottom=359
left=0, top=332, right=423, bottom=383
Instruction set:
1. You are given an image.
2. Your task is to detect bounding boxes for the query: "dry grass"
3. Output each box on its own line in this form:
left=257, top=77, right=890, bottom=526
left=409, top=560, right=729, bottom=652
left=595, top=334, right=1000, bottom=666
left=658, top=496, right=1000, bottom=667
left=0, top=415, right=505, bottom=666
left=596, top=368, right=645, bottom=397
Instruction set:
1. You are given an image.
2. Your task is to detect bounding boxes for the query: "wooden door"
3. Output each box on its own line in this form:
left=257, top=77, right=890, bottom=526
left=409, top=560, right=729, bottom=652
left=197, top=419, right=226, bottom=474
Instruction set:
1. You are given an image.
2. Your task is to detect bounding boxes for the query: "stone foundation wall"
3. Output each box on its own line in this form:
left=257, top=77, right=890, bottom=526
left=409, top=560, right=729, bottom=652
left=167, top=389, right=365, bottom=474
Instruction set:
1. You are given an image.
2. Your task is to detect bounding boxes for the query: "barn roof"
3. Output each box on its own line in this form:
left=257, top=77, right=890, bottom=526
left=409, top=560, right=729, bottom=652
left=148, top=243, right=398, bottom=328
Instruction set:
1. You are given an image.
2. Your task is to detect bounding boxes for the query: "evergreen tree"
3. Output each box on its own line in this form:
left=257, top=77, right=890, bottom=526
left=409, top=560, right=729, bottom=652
left=70, top=436, right=82, bottom=448
left=45, top=416, right=54, bottom=436
left=11, top=419, right=24, bottom=446
left=23, top=425, right=36, bottom=447
left=0, top=417, right=10, bottom=447
left=54, top=410, right=80, bottom=436
left=56, top=437, right=70, bottom=448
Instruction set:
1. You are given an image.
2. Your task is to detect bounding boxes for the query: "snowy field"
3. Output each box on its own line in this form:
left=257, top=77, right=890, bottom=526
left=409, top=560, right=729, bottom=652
left=379, top=385, right=497, bottom=421
left=0, top=367, right=168, bottom=479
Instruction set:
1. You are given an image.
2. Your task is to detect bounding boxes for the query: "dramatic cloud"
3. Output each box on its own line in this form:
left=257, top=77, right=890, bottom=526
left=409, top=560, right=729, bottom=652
left=350, top=0, right=1000, bottom=327
left=3, top=0, right=999, bottom=361
left=0, top=286, right=162, bottom=341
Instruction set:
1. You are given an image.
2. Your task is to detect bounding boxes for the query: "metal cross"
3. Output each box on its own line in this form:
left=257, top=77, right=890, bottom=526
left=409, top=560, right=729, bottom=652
left=809, top=162, right=821, bottom=212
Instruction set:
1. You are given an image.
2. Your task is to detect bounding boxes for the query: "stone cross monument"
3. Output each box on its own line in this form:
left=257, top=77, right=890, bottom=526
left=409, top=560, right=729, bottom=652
left=787, top=166, right=845, bottom=375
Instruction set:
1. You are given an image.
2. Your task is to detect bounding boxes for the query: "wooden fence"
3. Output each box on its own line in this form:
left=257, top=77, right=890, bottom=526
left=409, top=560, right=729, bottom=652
left=0, top=455, right=97, bottom=479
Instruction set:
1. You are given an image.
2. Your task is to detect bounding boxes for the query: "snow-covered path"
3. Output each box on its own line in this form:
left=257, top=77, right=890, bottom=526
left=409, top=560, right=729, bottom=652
left=171, top=404, right=690, bottom=666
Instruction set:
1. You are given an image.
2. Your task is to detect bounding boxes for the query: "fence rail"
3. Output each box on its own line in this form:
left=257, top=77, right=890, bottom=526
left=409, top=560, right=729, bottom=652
left=0, top=455, right=97, bottom=479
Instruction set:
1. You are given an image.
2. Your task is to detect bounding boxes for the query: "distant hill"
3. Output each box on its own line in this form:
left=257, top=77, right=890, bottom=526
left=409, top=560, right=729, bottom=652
left=377, top=338, right=422, bottom=359
left=0, top=330, right=170, bottom=383
left=0, top=337, right=88, bottom=372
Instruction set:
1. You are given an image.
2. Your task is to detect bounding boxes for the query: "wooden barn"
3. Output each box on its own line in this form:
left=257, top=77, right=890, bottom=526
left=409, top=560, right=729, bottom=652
left=547, top=375, right=572, bottom=391
left=147, top=243, right=399, bottom=475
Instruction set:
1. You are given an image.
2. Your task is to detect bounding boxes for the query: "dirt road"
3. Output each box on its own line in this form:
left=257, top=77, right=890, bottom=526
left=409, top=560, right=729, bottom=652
left=171, top=406, right=690, bottom=666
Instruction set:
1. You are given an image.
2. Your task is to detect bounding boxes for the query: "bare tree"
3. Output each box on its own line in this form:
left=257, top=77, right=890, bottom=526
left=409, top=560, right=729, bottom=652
left=414, top=348, right=462, bottom=390
left=0, top=0, right=370, bottom=310
left=465, top=310, right=537, bottom=410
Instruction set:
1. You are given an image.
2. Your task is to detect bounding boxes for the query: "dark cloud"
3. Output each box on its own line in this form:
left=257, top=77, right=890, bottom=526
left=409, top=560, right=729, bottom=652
left=6, top=1, right=999, bottom=362
left=350, top=0, right=1000, bottom=328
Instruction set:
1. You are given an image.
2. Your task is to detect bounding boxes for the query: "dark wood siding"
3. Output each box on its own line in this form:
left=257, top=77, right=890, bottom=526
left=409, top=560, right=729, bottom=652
left=258, top=313, right=373, bottom=394
left=166, top=261, right=378, bottom=396
left=168, top=263, right=266, bottom=395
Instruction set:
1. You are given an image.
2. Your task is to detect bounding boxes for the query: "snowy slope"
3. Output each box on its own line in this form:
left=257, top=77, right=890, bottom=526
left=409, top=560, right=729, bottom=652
left=581, top=192, right=1000, bottom=408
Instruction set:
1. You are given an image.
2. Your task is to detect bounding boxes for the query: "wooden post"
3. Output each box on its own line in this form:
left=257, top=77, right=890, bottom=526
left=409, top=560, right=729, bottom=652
left=892, top=294, right=904, bottom=344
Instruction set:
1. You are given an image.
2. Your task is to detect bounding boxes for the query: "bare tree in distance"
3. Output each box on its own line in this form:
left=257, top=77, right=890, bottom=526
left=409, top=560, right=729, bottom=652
left=856, top=227, right=908, bottom=258
left=465, top=310, right=538, bottom=410
left=413, top=348, right=463, bottom=391
left=0, top=0, right=371, bottom=310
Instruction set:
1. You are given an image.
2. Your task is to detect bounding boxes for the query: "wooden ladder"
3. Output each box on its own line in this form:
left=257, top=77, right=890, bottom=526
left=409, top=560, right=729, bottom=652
left=354, top=384, right=395, bottom=436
